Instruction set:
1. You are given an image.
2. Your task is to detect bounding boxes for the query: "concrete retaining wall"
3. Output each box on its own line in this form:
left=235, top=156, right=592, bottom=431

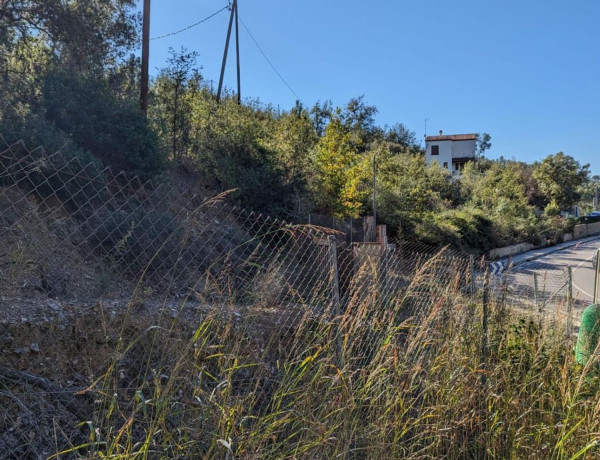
left=489, top=242, right=535, bottom=259
left=490, top=222, right=600, bottom=260
left=573, top=223, right=600, bottom=239
left=574, top=225, right=587, bottom=239
left=589, top=222, right=600, bottom=235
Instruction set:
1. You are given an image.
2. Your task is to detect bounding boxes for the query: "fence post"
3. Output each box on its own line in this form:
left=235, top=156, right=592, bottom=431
left=469, top=255, right=475, bottom=298
left=364, top=216, right=376, bottom=242
left=533, top=272, right=539, bottom=312
left=377, top=225, right=389, bottom=307
left=496, top=257, right=512, bottom=322
left=594, top=249, right=600, bottom=305
left=567, top=267, right=573, bottom=340
left=480, top=268, right=490, bottom=388
left=328, top=235, right=343, bottom=368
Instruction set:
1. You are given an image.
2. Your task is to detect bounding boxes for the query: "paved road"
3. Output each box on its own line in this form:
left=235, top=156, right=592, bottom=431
left=511, top=238, right=600, bottom=302
left=499, top=238, right=600, bottom=323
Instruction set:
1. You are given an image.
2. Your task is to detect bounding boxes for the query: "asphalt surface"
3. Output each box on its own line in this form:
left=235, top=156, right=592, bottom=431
left=501, top=237, right=600, bottom=321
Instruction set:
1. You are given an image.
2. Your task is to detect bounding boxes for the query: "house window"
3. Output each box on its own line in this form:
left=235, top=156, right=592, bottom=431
left=443, top=162, right=448, bottom=169
left=431, top=145, right=439, bottom=155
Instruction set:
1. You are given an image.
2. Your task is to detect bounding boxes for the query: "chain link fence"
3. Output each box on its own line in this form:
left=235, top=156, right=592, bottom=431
left=0, top=139, right=590, bottom=458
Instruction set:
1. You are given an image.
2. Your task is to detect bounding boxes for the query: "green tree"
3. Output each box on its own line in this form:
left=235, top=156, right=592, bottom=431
left=151, top=47, right=200, bottom=161
left=384, top=123, right=420, bottom=153
left=43, top=71, right=165, bottom=178
left=262, top=102, right=318, bottom=196
left=577, top=175, right=600, bottom=214
left=369, top=142, right=455, bottom=236
left=155, top=83, right=294, bottom=213
left=460, top=161, right=536, bottom=245
left=0, top=0, right=160, bottom=178
left=310, top=100, right=333, bottom=137
left=0, top=0, right=137, bottom=73
left=312, top=116, right=365, bottom=217
left=476, top=132, right=492, bottom=155
left=533, top=153, right=590, bottom=210
left=341, top=95, right=379, bottom=149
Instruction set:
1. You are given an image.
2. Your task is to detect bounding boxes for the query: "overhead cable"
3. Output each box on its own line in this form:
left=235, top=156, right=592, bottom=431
left=238, top=17, right=304, bottom=104
left=151, top=5, right=230, bottom=41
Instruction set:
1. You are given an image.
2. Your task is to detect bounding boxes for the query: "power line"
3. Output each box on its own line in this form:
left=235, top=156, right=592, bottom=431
left=238, top=16, right=303, bottom=104
left=151, top=5, right=230, bottom=41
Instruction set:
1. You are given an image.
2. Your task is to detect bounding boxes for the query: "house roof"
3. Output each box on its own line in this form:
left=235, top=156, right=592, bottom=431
left=426, top=134, right=478, bottom=142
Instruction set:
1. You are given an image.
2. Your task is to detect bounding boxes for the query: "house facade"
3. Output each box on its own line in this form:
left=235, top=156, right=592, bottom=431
left=425, top=131, right=477, bottom=174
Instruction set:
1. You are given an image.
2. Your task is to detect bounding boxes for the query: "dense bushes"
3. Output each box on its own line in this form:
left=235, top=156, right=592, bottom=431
left=184, top=96, right=293, bottom=213
left=0, top=0, right=166, bottom=180
left=416, top=208, right=496, bottom=253
left=1, top=72, right=167, bottom=181
left=42, top=72, right=166, bottom=179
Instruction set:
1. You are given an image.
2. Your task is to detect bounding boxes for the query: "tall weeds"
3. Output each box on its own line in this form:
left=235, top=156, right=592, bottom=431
left=54, top=249, right=600, bottom=460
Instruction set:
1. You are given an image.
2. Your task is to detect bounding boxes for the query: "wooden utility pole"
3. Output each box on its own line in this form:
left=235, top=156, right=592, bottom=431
left=141, top=0, right=151, bottom=115
left=217, top=0, right=237, bottom=102
left=234, top=0, right=241, bottom=103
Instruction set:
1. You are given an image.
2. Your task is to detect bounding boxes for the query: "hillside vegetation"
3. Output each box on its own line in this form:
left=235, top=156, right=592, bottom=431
left=3, top=3, right=600, bottom=460
left=1, top=1, right=597, bottom=254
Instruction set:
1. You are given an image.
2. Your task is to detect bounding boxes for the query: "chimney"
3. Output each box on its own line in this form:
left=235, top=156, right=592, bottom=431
left=439, top=130, right=443, bottom=136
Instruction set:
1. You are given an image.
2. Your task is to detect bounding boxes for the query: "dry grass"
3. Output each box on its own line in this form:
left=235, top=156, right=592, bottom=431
left=21, top=254, right=595, bottom=460
left=3, top=140, right=598, bottom=459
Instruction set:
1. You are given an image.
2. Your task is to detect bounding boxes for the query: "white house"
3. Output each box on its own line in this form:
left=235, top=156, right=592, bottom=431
left=425, top=131, right=478, bottom=174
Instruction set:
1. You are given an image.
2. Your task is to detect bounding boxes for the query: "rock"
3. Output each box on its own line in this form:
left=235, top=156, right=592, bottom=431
left=47, top=300, right=61, bottom=311
left=14, top=347, right=29, bottom=355
left=30, top=343, right=40, bottom=353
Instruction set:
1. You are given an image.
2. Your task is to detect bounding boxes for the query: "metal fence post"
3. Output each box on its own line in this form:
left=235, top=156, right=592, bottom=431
left=533, top=272, right=539, bottom=313
left=328, top=235, right=343, bottom=368
left=377, top=226, right=389, bottom=307
left=480, top=269, right=490, bottom=388
left=469, top=255, right=475, bottom=299
left=567, top=267, right=573, bottom=340
left=594, top=249, right=600, bottom=305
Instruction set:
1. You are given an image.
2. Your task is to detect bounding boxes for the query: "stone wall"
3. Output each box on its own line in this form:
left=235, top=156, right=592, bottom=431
left=491, top=222, right=600, bottom=260
left=574, top=222, right=600, bottom=239
left=489, top=242, right=535, bottom=260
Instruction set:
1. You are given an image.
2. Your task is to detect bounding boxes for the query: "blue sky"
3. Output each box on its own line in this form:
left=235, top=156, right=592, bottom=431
left=140, top=0, right=600, bottom=175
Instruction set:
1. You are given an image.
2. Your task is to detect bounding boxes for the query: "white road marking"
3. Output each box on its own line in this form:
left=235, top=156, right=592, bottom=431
left=571, top=252, right=597, bottom=300
left=518, top=240, right=599, bottom=301
left=572, top=283, right=594, bottom=300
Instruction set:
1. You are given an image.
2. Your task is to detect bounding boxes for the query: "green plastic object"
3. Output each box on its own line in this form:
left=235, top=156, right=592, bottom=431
left=575, top=304, right=600, bottom=365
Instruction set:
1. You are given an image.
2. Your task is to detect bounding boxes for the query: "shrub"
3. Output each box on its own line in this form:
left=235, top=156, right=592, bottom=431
left=416, top=207, right=496, bottom=253
left=545, top=200, right=561, bottom=217
left=42, top=71, right=167, bottom=179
